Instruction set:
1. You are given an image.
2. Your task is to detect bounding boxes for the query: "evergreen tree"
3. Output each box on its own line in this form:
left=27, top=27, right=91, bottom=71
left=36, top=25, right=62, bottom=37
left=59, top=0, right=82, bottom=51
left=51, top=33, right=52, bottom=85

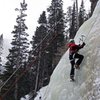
left=79, top=0, right=86, bottom=27
left=0, top=34, right=3, bottom=74
left=90, top=0, right=98, bottom=16
left=0, top=0, right=30, bottom=100
left=46, top=0, right=65, bottom=74
left=69, top=2, right=77, bottom=39
left=47, top=0, right=65, bottom=47
left=65, top=6, right=72, bottom=38
left=29, top=11, right=49, bottom=96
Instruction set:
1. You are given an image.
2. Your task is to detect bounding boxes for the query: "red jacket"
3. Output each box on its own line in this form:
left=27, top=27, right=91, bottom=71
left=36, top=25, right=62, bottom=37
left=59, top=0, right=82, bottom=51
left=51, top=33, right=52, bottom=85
left=67, top=42, right=85, bottom=54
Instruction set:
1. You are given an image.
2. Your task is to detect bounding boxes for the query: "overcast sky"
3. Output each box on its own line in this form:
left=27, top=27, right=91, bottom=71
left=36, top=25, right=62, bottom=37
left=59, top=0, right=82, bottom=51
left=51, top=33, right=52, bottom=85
left=0, top=0, right=90, bottom=40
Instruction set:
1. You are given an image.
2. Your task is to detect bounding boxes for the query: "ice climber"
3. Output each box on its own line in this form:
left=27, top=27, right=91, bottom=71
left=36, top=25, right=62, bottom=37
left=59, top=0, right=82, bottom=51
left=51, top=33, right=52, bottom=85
left=67, top=39, right=85, bottom=81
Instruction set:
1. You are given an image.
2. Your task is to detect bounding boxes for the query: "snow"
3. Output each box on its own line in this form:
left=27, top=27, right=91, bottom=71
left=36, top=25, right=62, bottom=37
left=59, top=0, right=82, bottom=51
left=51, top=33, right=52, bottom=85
left=21, top=95, right=30, bottom=100
left=2, top=38, right=11, bottom=65
left=0, top=36, right=11, bottom=73
left=33, top=0, right=100, bottom=100
left=34, top=86, right=48, bottom=100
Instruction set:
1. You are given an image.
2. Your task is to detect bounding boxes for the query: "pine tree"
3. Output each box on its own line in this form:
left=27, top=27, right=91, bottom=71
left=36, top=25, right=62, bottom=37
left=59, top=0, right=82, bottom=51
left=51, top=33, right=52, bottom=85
left=47, top=0, right=64, bottom=47
left=69, top=2, right=77, bottom=39
left=90, top=0, right=98, bottom=15
left=0, top=0, right=30, bottom=100
left=0, top=34, right=3, bottom=74
left=46, top=0, right=65, bottom=74
left=29, top=11, right=49, bottom=96
left=65, top=6, right=72, bottom=38
left=79, top=0, right=86, bottom=27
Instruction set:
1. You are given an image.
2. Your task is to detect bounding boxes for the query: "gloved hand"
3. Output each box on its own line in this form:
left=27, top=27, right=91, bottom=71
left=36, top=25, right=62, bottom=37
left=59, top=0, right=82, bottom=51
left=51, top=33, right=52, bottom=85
left=83, top=42, right=86, bottom=46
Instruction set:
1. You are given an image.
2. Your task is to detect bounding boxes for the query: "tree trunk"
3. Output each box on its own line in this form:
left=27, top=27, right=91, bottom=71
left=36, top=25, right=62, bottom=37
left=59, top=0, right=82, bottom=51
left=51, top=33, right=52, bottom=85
left=14, top=81, right=18, bottom=100
left=34, top=47, right=41, bottom=94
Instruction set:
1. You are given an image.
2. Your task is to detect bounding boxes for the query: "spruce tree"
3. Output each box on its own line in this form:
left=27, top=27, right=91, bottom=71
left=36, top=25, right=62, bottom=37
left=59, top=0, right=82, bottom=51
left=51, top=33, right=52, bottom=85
left=0, top=34, right=3, bottom=74
left=29, top=11, right=49, bottom=96
left=0, top=0, right=30, bottom=100
left=90, top=0, right=98, bottom=15
left=46, top=0, right=65, bottom=73
left=69, top=2, right=77, bottom=39
left=65, top=6, right=72, bottom=38
left=47, top=0, right=64, bottom=47
left=79, top=0, right=86, bottom=27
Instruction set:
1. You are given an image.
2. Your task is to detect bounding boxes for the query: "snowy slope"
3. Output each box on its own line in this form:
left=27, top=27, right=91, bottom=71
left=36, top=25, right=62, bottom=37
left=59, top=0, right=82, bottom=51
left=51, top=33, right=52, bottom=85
left=35, top=0, right=100, bottom=100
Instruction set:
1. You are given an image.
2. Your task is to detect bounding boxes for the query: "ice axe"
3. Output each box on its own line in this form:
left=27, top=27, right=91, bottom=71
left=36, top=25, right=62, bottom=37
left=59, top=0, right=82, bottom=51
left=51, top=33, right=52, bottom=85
left=79, top=35, right=85, bottom=44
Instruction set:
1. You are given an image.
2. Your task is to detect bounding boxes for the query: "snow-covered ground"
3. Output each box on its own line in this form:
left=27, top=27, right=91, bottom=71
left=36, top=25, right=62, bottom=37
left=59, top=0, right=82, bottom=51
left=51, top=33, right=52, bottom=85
left=33, top=0, right=100, bottom=100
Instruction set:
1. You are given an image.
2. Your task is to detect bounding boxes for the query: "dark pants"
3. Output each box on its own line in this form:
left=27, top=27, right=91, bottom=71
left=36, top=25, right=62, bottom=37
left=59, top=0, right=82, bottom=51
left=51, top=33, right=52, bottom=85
left=69, top=53, right=84, bottom=77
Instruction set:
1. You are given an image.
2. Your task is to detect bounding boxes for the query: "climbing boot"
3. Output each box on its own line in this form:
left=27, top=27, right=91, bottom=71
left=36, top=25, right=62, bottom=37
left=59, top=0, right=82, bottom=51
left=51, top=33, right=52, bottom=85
left=70, top=76, right=75, bottom=81
left=75, top=64, right=80, bottom=69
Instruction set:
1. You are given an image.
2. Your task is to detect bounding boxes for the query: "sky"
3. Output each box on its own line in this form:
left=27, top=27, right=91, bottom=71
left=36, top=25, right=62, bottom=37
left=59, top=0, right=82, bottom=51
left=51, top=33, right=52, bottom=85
left=0, top=0, right=91, bottom=40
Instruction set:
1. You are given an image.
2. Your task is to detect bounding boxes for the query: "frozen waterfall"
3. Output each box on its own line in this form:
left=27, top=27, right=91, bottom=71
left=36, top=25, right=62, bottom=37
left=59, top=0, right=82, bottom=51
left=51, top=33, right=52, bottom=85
left=35, top=0, right=100, bottom=100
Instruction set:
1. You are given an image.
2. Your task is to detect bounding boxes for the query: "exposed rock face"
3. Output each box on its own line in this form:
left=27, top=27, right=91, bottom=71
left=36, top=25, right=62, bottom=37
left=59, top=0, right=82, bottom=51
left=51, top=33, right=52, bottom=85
left=90, top=0, right=98, bottom=15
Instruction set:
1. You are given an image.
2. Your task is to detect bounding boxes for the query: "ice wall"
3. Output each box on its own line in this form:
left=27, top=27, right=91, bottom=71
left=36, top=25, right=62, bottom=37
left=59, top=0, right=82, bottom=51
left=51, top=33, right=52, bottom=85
left=39, top=0, right=100, bottom=100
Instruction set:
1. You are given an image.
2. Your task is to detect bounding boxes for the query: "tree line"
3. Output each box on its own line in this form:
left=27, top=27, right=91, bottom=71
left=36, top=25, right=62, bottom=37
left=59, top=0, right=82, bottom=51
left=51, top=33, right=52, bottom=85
left=0, top=0, right=91, bottom=99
